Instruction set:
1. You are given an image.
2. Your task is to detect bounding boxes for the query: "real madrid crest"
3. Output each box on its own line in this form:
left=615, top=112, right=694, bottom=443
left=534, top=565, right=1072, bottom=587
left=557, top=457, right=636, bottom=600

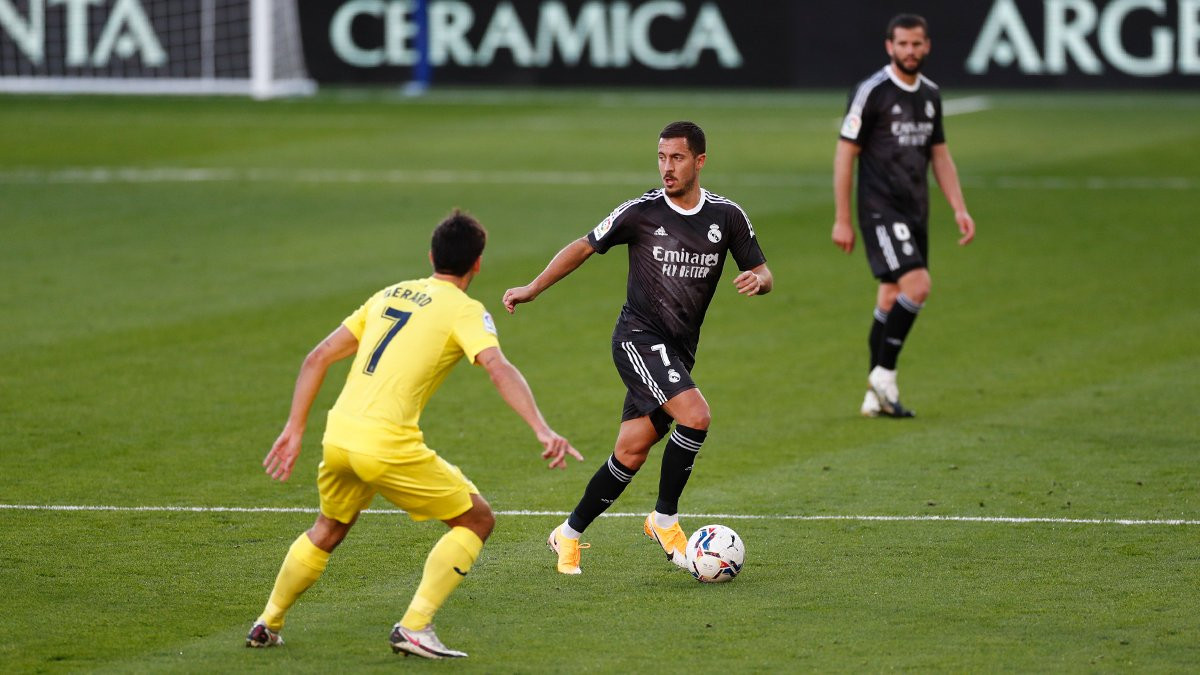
left=925, top=100, right=935, bottom=118
left=707, top=223, right=722, bottom=243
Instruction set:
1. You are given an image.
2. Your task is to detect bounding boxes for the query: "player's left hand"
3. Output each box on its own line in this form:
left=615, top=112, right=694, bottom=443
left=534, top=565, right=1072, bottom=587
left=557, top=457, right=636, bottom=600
left=263, top=427, right=302, bottom=482
left=733, top=270, right=764, bottom=296
left=537, top=428, right=583, bottom=469
left=956, top=210, right=976, bottom=246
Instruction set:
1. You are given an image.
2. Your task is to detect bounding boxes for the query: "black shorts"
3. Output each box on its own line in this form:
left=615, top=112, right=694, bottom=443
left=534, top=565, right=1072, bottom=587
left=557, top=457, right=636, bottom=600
left=611, top=334, right=696, bottom=429
left=861, top=211, right=928, bottom=282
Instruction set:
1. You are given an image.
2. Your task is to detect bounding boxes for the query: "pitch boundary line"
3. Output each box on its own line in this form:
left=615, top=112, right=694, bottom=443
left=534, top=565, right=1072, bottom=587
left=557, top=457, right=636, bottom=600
left=942, top=95, right=991, bottom=117
left=0, top=167, right=1195, bottom=191
left=1, top=504, right=1195, bottom=526
left=827, top=95, right=988, bottom=122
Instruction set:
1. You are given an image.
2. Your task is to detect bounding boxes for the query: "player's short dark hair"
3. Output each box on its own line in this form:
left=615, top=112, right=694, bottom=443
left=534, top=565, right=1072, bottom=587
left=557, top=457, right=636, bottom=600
left=887, top=14, right=929, bottom=40
left=660, top=121, right=706, bottom=156
left=431, top=209, right=487, bottom=277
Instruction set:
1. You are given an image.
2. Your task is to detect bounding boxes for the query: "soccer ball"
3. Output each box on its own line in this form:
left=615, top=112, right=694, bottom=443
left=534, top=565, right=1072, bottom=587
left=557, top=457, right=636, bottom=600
left=685, top=524, right=744, bottom=583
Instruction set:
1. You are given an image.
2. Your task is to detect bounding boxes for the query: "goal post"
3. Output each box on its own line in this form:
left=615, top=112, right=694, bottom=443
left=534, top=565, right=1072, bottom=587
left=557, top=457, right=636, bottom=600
left=0, top=0, right=316, bottom=98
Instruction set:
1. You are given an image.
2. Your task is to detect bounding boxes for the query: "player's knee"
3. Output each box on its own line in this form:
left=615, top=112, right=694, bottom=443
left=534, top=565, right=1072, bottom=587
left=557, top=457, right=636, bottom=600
left=900, top=270, right=931, bottom=302
left=460, top=502, right=495, bottom=542
left=678, top=407, right=711, bottom=431
left=906, top=281, right=931, bottom=304
left=308, top=515, right=353, bottom=552
left=475, top=510, right=496, bottom=541
left=615, top=446, right=650, bottom=471
left=877, top=290, right=899, bottom=312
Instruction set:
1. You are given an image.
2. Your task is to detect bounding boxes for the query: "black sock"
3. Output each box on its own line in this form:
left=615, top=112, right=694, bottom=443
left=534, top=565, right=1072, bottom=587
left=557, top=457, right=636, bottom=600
left=567, top=454, right=637, bottom=533
left=869, top=307, right=888, bottom=371
left=655, top=425, right=707, bottom=516
left=879, top=294, right=922, bottom=370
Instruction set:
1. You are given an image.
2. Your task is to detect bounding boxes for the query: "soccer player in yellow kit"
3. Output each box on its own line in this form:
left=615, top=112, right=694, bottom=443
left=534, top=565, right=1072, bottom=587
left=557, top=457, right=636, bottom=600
left=245, top=210, right=582, bottom=659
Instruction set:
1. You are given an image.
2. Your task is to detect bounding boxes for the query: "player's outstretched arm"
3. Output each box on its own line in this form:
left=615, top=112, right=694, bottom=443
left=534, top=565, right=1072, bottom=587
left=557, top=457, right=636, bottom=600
left=931, top=143, right=976, bottom=246
left=262, top=325, right=358, bottom=482
left=831, top=140, right=861, bottom=254
left=733, top=263, right=773, bottom=296
left=502, top=237, right=595, bottom=314
left=475, top=346, right=583, bottom=469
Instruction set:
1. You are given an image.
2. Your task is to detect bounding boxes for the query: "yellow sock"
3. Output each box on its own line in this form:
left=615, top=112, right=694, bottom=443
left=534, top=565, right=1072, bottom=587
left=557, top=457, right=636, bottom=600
left=400, top=527, right=484, bottom=630
left=260, top=533, right=330, bottom=631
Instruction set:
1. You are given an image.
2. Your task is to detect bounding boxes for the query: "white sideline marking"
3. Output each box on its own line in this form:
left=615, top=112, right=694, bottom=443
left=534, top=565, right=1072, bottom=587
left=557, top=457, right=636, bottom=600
left=828, top=95, right=989, bottom=127
left=943, top=95, right=991, bottom=117
left=1, top=504, right=1195, bottom=526
left=0, top=166, right=1193, bottom=191
left=0, top=167, right=647, bottom=186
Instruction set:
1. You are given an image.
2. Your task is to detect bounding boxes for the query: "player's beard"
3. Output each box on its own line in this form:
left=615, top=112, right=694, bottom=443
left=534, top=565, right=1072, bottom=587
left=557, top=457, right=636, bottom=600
left=893, top=54, right=925, bottom=76
left=663, top=173, right=694, bottom=198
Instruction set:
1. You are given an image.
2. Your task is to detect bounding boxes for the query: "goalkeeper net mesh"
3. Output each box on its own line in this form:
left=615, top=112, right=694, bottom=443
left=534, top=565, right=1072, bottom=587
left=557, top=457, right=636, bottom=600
left=0, top=0, right=315, bottom=97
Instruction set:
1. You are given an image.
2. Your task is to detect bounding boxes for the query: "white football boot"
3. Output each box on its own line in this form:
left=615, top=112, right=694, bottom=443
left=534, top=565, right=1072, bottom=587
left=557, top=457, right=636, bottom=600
left=860, top=389, right=882, bottom=417
left=390, top=623, right=467, bottom=659
left=867, top=366, right=915, bottom=418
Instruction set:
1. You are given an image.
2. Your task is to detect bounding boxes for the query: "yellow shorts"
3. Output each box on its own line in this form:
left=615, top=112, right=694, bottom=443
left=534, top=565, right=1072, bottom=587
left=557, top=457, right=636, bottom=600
left=317, top=443, right=479, bottom=524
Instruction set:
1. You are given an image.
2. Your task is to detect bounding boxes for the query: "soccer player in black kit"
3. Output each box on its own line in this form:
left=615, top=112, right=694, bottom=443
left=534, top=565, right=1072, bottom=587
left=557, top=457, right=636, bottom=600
left=832, top=14, right=976, bottom=418
left=503, top=121, right=773, bottom=574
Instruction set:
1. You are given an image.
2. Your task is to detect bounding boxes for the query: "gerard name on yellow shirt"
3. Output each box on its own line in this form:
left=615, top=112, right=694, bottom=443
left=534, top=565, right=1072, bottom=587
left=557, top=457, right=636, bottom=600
left=385, top=286, right=434, bottom=306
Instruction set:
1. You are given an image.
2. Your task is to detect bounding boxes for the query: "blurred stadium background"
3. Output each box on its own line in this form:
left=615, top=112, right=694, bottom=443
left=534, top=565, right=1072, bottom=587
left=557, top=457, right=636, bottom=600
left=3, top=0, right=1198, bottom=94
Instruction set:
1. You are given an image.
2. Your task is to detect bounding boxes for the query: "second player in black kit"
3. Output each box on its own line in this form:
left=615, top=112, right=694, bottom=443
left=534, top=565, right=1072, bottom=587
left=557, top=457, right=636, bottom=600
left=832, top=14, right=976, bottom=419
left=504, top=121, right=772, bottom=575
left=843, top=64, right=943, bottom=280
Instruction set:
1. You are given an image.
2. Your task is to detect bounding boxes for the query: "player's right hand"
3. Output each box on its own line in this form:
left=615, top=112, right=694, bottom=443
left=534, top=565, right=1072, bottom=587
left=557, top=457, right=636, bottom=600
left=537, top=428, right=583, bottom=469
left=502, top=285, right=536, bottom=314
left=831, top=221, right=856, bottom=254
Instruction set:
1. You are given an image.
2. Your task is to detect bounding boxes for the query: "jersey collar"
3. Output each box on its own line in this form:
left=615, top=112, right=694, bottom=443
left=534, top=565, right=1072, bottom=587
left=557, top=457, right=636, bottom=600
left=885, top=64, right=921, bottom=93
left=427, top=276, right=460, bottom=289
left=663, top=188, right=707, bottom=216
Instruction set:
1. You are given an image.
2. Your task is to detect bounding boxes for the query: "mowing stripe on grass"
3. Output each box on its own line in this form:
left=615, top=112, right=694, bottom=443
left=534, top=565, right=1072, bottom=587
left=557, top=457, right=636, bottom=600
left=0, top=167, right=1194, bottom=191
left=1, top=504, right=1195, bottom=526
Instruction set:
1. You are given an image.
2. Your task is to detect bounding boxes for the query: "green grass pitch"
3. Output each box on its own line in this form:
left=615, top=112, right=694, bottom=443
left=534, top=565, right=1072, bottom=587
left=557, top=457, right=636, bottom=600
left=1, top=89, right=1197, bottom=672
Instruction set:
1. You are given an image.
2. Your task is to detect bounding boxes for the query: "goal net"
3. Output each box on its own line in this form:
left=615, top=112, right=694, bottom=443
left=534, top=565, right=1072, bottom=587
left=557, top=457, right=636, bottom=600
left=0, top=0, right=315, bottom=98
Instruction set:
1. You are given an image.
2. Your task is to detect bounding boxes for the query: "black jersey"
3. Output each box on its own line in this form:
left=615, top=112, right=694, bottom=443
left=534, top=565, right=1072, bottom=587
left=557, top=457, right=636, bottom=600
left=586, top=188, right=766, bottom=363
left=840, top=66, right=945, bottom=226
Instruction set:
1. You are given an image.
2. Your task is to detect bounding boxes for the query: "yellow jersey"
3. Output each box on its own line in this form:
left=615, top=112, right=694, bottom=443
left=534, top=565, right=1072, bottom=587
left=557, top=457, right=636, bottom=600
left=322, top=276, right=499, bottom=459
